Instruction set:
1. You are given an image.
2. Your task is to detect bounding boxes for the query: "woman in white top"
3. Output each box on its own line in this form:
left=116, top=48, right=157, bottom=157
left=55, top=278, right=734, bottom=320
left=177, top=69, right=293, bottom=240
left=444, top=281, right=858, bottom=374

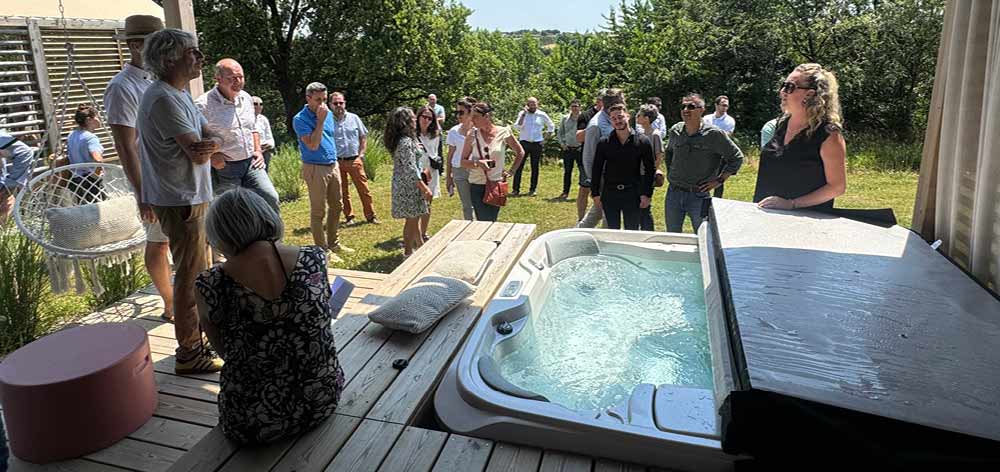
left=416, top=105, right=441, bottom=240
left=66, top=104, right=106, bottom=204
left=445, top=96, right=477, bottom=220
left=460, top=101, right=525, bottom=222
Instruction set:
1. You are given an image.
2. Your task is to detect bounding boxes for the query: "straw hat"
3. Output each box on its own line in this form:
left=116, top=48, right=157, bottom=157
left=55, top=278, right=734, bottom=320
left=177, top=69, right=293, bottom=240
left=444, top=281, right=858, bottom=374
left=113, top=15, right=165, bottom=41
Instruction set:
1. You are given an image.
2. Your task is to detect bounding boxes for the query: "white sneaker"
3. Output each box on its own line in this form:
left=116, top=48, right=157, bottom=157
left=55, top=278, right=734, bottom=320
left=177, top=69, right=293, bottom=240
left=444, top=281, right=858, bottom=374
left=330, top=243, right=355, bottom=254
left=326, top=250, right=344, bottom=264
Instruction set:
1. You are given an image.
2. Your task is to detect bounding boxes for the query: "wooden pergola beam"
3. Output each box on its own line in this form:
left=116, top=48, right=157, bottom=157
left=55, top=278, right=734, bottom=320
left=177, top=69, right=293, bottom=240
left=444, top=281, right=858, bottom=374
left=161, top=0, right=203, bottom=96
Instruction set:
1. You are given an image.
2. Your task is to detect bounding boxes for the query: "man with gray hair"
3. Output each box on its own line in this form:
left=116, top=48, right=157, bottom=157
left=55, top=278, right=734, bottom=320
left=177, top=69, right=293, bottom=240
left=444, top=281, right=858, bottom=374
left=137, top=28, right=223, bottom=374
left=105, top=14, right=174, bottom=321
left=252, top=96, right=275, bottom=171
left=577, top=88, right=625, bottom=228
left=293, top=82, right=353, bottom=262
left=195, top=59, right=279, bottom=212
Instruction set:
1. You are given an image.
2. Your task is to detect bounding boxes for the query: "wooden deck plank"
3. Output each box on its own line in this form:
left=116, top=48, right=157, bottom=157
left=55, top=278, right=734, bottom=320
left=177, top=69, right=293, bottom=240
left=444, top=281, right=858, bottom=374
left=538, top=451, right=592, bottom=472
left=594, top=459, right=647, bottom=472
left=329, top=268, right=390, bottom=282
left=368, top=223, right=534, bottom=424
left=154, top=394, right=218, bottom=428
left=128, top=416, right=212, bottom=450
left=216, top=437, right=295, bottom=472
left=85, top=438, right=184, bottom=472
left=431, top=434, right=495, bottom=472
left=163, top=426, right=238, bottom=472
left=6, top=457, right=130, bottom=472
left=377, top=427, right=450, bottom=472
left=150, top=351, right=220, bottom=383
left=322, top=419, right=404, bottom=472
left=153, top=373, right=219, bottom=403
left=484, top=442, right=544, bottom=472
left=266, top=413, right=363, bottom=472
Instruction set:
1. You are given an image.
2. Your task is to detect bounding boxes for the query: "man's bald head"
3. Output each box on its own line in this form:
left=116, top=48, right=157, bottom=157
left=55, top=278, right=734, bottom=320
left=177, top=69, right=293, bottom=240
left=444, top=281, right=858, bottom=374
left=214, top=58, right=245, bottom=99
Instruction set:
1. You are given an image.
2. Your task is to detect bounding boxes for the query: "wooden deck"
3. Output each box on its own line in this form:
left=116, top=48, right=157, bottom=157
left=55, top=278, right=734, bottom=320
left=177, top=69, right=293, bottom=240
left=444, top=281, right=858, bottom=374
left=5, top=220, right=667, bottom=472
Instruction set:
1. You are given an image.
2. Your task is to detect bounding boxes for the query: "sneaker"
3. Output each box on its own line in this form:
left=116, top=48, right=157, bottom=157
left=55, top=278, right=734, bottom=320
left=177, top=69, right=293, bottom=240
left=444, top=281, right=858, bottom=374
left=343, top=217, right=359, bottom=226
left=327, top=251, right=344, bottom=264
left=511, top=190, right=520, bottom=196
left=330, top=243, right=355, bottom=254
left=528, top=191, right=537, bottom=197
left=175, top=349, right=224, bottom=375
left=557, top=193, right=569, bottom=200
left=422, top=234, right=430, bottom=242
left=367, top=217, right=381, bottom=225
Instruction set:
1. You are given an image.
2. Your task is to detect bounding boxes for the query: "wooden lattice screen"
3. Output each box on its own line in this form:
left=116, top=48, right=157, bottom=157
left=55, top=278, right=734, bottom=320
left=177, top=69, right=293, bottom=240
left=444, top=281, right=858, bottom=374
left=1, top=17, right=127, bottom=165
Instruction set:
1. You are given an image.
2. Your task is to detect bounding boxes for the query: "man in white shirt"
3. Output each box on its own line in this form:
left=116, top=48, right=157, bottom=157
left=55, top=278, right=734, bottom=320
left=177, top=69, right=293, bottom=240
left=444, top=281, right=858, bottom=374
left=105, top=15, right=174, bottom=322
left=513, top=96, right=555, bottom=196
left=251, top=96, right=275, bottom=171
left=702, top=95, right=736, bottom=134
left=195, top=59, right=279, bottom=212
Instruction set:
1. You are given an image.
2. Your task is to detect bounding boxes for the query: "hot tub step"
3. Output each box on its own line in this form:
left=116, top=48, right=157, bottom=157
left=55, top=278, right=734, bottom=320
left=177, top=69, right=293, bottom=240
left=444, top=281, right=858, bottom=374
left=654, top=385, right=717, bottom=438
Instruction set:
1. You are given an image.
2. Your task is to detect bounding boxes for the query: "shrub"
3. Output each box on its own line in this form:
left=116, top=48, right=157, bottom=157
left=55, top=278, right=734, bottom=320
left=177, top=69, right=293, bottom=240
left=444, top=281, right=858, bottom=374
left=271, top=143, right=305, bottom=201
left=0, top=222, right=57, bottom=356
left=364, top=131, right=391, bottom=182
left=85, top=254, right=152, bottom=310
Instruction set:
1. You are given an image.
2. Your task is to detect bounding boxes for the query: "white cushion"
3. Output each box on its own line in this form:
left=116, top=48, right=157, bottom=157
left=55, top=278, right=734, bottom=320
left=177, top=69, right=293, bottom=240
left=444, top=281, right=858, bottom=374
left=546, top=232, right=600, bottom=266
left=368, top=275, right=475, bottom=334
left=429, top=240, right=497, bottom=284
left=46, top=196, right=143, bottom=250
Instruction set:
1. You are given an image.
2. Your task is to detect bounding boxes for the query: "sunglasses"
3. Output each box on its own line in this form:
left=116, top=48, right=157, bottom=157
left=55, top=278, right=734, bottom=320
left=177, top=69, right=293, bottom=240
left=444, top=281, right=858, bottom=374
left=419, top=115, right=434, bottom=120
left=330, top=101, right=345, bottom=106
left=780, top=81, right=816, bottom=94
left=682, top=103, right=704, bottom=110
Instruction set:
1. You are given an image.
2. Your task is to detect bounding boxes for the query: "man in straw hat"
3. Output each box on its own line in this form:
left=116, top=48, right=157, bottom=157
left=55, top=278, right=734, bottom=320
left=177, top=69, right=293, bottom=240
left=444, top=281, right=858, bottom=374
left=105, top=15, right=177, bottom=324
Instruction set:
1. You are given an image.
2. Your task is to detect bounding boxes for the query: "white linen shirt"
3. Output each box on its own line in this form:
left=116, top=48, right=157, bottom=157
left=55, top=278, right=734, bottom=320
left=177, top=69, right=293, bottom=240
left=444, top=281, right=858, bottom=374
left=194, top=87, right=257, bottom=161
left=515, top=110, right=555, bottom=142
left=703, top=112, right=736, bottom=134
left=104, top=63, right=152, bottom=128
left=255, top=114, right=275, bottom=149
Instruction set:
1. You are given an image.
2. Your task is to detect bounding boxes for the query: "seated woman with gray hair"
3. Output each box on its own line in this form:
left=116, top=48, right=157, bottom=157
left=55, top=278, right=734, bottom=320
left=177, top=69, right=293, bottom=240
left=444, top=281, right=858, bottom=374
left=194, top=187, right=345, bottom=444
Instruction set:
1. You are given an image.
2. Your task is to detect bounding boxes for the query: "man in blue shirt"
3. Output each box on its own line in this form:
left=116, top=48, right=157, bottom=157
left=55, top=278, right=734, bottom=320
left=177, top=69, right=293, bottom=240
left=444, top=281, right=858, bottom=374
left=293, top=82, right=353, bottom=262
left=1, top=131, right=35, bottom=223
left=329, top=91, right=379, bottom=226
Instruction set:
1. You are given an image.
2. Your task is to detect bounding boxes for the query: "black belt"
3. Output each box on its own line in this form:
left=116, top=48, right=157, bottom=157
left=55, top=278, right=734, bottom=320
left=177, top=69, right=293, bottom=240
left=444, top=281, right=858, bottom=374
left=339, top=155, right=359, bottom=161
left=670, top=183, right=702, bottom=192
left=606, top=183, right=635, bottom=190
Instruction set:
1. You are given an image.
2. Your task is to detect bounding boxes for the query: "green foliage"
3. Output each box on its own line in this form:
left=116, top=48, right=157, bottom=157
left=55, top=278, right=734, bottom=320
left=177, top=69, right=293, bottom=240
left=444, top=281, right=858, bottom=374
left=0, top=222, right=56, bottom=356
left=363, top=131, right=391, bottom=183
left=85, top=255, right=152, bottom=310
left=271, top=143, right=305, bottom=202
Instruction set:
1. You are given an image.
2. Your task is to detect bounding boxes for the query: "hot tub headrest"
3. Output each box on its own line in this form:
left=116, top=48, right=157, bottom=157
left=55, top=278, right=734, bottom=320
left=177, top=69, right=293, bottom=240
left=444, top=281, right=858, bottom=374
left=545, top=232, right=600, bottom=266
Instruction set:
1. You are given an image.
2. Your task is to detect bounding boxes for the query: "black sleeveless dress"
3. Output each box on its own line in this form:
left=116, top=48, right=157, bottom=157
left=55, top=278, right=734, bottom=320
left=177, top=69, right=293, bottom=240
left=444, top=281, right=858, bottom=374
left=753, top=118, right=838, bottom=211
left=194, top=245, right=345, bottom=444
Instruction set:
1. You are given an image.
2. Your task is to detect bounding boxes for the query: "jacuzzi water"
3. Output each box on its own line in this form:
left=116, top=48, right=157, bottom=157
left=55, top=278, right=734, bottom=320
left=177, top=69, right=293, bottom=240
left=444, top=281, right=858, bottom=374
left=496, top=253, right=713, bottom=412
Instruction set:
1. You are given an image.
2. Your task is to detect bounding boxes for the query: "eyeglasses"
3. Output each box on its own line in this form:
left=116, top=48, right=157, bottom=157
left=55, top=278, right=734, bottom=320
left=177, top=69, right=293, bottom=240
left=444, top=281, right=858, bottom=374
left=682, top=103, right=704, bottom=110
left=780, top=81, right=816, bottom=94
left=330, top=101, right=345, bottom=106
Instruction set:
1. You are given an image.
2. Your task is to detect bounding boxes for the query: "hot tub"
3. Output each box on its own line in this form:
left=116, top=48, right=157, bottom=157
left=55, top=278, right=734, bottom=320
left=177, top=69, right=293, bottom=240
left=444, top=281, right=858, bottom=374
left=435, top=228, right=740, bottom=470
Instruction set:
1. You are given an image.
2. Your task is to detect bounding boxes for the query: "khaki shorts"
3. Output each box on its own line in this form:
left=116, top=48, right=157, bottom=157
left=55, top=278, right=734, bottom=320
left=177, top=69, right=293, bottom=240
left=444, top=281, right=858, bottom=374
left=144, top=220, right=169, bottom=243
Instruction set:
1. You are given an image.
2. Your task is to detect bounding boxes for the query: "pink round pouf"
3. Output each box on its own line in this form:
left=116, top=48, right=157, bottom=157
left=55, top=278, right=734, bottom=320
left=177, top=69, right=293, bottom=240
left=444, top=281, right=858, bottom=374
left=0, top=322, right=156, bottom=464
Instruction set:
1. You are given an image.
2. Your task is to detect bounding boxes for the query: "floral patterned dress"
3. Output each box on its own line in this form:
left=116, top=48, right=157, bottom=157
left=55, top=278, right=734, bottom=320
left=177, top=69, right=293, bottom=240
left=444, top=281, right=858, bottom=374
left=391, top=136, right=430, bottom=219
left=194, top=246, right=345, bottom=444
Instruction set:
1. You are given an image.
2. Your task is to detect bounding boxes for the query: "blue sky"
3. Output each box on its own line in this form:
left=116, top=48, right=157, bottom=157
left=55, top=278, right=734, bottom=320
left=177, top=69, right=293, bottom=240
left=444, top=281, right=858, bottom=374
left=461, top=0, right=622, bottom=32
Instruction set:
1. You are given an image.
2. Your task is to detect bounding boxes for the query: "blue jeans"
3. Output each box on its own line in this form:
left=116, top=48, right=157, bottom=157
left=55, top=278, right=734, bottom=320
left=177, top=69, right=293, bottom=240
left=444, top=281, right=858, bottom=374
left=469, top=183, right=500, bottom=222
left=665, top=185, right=710, bottom=233
left=212, top=158, right=280, bottom=212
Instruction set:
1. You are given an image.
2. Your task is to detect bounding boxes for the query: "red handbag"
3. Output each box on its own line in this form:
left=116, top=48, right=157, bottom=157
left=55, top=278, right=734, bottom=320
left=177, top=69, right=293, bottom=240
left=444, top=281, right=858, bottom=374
left=475, top=130, right=508, bottom=207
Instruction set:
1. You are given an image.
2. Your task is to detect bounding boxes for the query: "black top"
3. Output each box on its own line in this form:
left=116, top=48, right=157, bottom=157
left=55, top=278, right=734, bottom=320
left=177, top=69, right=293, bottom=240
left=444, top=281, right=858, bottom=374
left=753, top=117, right=838, bottom=210
left=591, top=130, right=655, bottom=198
left=577, top=105, right=598, bottom=131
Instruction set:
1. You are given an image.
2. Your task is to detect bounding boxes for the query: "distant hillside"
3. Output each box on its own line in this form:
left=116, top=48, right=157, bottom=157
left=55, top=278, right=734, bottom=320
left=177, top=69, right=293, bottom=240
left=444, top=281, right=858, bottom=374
left=502, top=29, right=563, bottom=47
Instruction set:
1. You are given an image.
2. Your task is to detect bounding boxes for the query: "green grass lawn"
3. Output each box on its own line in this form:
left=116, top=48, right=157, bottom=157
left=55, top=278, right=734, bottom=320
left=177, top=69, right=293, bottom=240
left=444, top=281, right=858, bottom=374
left=280, top=157, right=919, bottom=274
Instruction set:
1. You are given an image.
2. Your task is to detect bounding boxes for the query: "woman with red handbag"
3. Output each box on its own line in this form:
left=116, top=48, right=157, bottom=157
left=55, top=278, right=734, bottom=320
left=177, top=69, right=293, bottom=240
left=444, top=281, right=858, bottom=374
left=385, top=107, right=434, bottom=257
left=459, top=102, right=525, bottom=222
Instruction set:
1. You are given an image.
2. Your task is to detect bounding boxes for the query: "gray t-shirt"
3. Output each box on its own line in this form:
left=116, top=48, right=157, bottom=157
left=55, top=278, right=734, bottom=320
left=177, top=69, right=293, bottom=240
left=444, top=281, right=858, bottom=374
left=136, top=80, right=212, bottom=206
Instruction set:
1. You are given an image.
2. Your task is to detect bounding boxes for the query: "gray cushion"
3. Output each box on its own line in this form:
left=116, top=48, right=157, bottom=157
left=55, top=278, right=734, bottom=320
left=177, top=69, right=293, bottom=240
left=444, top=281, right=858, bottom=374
left=368, top=275, right=475, bottom=334
left=545, top=232, right=600, bottom=266
left=430, top=240, right=497, bottom=284
left=45, top=196, right=143, bottom=250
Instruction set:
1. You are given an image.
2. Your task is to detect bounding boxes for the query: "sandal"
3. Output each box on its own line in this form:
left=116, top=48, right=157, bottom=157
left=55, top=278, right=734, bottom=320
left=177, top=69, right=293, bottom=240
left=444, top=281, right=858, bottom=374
left=160, top=310, right=174, bottom=322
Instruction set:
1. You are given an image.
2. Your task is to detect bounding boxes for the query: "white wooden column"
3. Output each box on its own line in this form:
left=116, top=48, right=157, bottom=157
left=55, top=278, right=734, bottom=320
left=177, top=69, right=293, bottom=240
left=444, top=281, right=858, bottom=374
left=162, top=0, right=204, bottom=97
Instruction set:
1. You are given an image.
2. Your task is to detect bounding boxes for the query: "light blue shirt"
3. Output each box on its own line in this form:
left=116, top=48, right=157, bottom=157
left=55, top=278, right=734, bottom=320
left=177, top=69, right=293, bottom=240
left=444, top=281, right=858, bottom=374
left=703, top=112, right=736, bottom=134
left=1, top=132, right=34, bottom=191
left=434, top=104, right=446, bottom=119
left=67, top=129, right=103, bottom=177
left=760, top=118, right=779, bottom=148
left=293, top=105, right=338, bottom=165
left=581, top=111, right=614, bottom=180
left=515, top=110, right=556, bottom=142
left=332, top=112, right=368, bottom=158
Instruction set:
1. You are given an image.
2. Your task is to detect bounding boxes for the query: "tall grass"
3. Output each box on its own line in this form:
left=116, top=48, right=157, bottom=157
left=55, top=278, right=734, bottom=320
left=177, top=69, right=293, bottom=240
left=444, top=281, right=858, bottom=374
left=271, top=143, right=305, bottom=201
left=0, top=222, right=57, bottom=356
left=85, top=254, right=151, bottom=310
left=733, top=130, right=924, bottom=172
left=363, top=131, right=391, bottom=183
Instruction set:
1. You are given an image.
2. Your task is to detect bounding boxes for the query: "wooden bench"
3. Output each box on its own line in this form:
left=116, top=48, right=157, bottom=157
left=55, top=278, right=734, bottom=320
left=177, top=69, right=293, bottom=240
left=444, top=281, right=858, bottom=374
left=167, top=220, right=537, bottom=472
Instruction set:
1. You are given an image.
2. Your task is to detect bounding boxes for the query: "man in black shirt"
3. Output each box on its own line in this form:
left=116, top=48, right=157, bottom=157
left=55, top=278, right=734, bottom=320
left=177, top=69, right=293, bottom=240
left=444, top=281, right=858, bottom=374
left=591, top=104, right=655, bottom=230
